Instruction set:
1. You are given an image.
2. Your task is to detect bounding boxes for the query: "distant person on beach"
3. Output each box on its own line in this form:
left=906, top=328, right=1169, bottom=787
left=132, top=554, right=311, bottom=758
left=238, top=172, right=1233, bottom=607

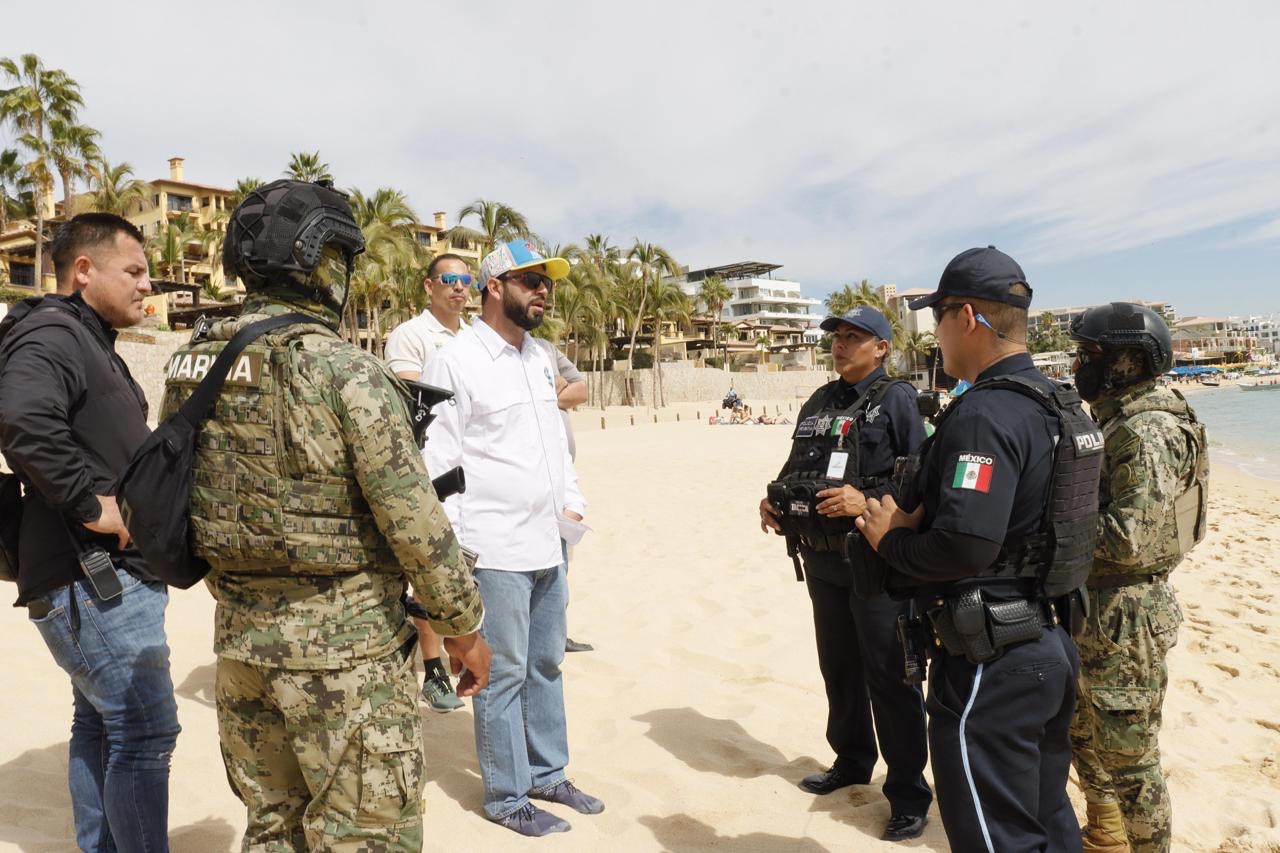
left=0, top=214, right=179, bottom=851
left=760, top=306, right=932, bottom=842
left=384, top=252, right=474, bottom=713
left=533, top=336, right=594, bottom=653
left=423, top=239, right=601, bottom=837
left=162, top=181, right=489, bottom=851
left=1068, top=303, right=1207, bottom=853
left=858, top=248, right=1096, bottom=852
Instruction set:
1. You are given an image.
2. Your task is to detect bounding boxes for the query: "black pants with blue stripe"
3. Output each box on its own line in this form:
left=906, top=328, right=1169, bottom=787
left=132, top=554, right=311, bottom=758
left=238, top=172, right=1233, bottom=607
left=927, top=624, right=1082, bottom=853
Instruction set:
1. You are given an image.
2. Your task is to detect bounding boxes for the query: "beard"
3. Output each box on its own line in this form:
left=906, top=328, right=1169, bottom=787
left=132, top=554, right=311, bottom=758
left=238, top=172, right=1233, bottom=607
left=502, top=286, right=543, bottom=331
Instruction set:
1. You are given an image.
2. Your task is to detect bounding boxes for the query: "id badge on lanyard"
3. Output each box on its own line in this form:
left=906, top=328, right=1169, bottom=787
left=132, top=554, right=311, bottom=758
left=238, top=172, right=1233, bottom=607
left=826, top=451, right=850, bottom=479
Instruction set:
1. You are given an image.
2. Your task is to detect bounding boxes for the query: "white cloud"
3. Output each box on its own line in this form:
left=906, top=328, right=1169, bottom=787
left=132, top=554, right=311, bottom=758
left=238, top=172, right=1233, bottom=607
left=4, top=0, right=1278, bottom=308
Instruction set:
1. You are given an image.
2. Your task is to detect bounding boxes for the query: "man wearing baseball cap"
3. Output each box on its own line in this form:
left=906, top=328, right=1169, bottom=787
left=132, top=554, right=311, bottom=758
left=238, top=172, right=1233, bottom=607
left=761, top=306, right=933, bottom=841
left=422, top=239, right=602, bottom=836
left=858, top=247, right=1096, bottom=851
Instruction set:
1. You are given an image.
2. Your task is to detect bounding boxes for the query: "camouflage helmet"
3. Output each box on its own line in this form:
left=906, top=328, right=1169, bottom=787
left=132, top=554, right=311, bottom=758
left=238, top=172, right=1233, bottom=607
left=224, top=179, right=365, bottom=313
left=1069, top=302, right=1174, bottom=377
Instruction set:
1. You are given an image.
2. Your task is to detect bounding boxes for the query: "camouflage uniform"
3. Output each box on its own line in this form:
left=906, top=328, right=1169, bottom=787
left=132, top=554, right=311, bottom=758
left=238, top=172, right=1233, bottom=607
left=160, top=289, right=483, bottom=852
left=1070, top=377, right=1204, bottom=853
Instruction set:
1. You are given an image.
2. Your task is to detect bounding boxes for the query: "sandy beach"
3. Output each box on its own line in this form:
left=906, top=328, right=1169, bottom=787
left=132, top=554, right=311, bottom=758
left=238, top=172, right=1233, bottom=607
left=2, top=405, right=1278, bottom=852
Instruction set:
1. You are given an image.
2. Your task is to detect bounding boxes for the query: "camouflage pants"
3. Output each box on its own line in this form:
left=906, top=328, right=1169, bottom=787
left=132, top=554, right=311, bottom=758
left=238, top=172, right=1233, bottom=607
left=1070, top=579, right=1181, bottom=853
left=215, top=641, right=424, bottom=852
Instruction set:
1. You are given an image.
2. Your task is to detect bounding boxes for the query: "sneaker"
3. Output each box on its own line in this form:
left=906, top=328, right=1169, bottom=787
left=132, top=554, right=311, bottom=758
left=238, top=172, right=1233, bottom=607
left=421, top=672, right=464, bottom=713
left=494, top=803, right=571, bottom=837
left=530, top=779, right=605, bottom=815
left=565, top=637, right=594, bottom=653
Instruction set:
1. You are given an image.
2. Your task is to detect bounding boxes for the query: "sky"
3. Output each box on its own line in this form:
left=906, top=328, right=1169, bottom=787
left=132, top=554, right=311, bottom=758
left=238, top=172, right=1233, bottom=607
left=4, top=1, right=1279, bottom=318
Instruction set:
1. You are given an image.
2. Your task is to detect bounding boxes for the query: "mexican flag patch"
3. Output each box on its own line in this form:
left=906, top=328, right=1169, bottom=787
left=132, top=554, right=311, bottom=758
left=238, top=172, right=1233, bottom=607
left=952, top=453, right=994, bottom=493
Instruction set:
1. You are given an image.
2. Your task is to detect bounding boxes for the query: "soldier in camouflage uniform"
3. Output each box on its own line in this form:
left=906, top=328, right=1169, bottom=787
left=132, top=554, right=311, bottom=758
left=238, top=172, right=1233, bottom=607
left=160, top=180, right=491, bottom=852
left=1068, top=303, right=1208, bottom=853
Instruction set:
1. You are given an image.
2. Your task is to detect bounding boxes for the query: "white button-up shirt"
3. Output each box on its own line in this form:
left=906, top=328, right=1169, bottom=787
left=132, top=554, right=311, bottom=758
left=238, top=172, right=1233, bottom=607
left=383, top=309, right=468, bottom=376
left=422, top=318, right=586, bottom=572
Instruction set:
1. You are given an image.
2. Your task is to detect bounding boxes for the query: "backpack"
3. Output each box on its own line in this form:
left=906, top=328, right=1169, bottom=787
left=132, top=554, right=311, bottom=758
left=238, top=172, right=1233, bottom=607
left=117, top=313, right=310, bottom=588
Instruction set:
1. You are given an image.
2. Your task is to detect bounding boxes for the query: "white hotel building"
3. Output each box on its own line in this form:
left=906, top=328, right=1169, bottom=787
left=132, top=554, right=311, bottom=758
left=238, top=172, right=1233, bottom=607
left=674, top=261, right=823, bottom=335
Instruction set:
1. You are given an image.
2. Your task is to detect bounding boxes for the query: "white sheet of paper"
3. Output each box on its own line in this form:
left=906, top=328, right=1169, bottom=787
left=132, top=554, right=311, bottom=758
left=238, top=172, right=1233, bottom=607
left=825, top=451, right=849, bottom=479
left=556, top=512, right=592, bottom=546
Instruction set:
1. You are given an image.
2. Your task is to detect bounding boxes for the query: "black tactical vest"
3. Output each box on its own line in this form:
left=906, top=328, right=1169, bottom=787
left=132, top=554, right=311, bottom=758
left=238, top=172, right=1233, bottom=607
left=772, top=376, right=908, bottom=552
left=925, top=375, right=1105, bottom=596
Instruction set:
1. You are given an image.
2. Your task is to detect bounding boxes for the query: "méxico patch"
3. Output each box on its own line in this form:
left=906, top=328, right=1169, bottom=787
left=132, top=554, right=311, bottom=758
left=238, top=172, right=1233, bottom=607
left=952, top=452, right=995, bottom=493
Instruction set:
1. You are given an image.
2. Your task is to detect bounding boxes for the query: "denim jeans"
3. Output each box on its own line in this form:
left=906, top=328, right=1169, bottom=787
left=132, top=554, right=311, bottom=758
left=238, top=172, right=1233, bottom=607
left=28, top=566, right=180, bottom=852
left=472, top=565, right=569, bottom=819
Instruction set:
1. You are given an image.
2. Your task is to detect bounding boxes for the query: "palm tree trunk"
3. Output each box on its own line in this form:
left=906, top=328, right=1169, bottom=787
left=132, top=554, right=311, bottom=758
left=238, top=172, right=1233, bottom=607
left=34, top=205, right=45, bottom=292
left=59, top=167, right=73, bottom=213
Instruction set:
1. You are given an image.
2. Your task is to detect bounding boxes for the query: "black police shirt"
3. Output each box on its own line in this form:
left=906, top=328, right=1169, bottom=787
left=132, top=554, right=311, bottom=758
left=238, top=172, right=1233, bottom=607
left=781, top=366, right=926, bottom=584
left=882, top=353, right=1058, bottom=591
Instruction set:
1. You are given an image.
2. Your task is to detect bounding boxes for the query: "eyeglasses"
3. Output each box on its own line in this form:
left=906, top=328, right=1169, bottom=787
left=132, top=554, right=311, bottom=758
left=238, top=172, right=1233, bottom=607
left=500, top=270, right=554, bottom=293
left=436, top=272, right=473, bottom=287
left=931, top=303, right=967, bottom=324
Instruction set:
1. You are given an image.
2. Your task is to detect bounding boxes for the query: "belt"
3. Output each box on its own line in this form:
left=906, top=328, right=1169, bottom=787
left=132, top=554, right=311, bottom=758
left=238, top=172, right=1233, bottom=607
left=1089, top=573, right=1164, bottom=590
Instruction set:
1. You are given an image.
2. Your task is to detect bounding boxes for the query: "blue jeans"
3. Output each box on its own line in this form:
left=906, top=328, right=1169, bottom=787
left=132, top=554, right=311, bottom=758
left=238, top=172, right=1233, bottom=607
left=472, top=565, right=569, bottom=819
left=28, top=567, right=180, bottom=852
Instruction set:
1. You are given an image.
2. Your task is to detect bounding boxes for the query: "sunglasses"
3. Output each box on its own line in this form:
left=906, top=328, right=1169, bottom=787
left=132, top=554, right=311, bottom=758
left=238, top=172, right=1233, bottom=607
left=931, top=303, right=967, bottom=323
left=500, top=270, right=555, bottom=293
left=436, top=272, right=473, bottom=287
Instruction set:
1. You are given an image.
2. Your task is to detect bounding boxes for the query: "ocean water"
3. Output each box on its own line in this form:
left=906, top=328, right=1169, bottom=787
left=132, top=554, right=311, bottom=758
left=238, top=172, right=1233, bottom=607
left=1182, top=386, right=1280, bottom=480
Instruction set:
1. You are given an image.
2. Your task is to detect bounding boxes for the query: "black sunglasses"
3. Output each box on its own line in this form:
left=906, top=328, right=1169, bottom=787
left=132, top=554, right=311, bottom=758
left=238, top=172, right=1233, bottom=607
left=931, top=303, right=967, bottom=323
left=500, top=270, right=554, bottom=293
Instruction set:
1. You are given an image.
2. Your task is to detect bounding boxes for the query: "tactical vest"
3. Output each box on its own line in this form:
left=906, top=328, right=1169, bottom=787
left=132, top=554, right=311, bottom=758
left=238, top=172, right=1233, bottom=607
left=772, top=376, right=909, bottom=552
left=929, top=375, right=1105, bottom=597
left=161, top=321, right=407, bottom=575
left=1105, top=387, right=1208, bottom=565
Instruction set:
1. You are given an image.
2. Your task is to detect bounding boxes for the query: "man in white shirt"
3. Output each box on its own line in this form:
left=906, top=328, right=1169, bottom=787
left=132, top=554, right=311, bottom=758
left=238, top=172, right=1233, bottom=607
left=424, top=240, right=602, bottom=837
left=383, top=253, right=472, bottom=712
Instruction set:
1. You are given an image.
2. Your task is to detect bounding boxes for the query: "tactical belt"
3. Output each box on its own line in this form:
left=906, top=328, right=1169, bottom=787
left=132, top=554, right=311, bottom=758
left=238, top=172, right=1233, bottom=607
left=1088, top=572, right=1166, bottom=590
left=926, top=590, right=1056, bottom=664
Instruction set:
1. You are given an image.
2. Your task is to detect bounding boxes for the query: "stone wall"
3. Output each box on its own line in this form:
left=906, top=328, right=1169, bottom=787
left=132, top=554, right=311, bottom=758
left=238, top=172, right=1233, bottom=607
left=117, top=331, right=187, bottom=423
left=586, top=364, right=837, bottom=406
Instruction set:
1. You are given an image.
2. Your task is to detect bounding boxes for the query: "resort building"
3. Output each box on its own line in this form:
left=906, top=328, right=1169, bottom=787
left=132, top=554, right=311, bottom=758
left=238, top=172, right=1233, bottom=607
left=1242, top=314, right=1280, bottom=357
left=674, top=261, right=822, bottom=329
left=1027, top=300, right=1177, bottom=335
left=1171, top=316, right=1257, bottom=364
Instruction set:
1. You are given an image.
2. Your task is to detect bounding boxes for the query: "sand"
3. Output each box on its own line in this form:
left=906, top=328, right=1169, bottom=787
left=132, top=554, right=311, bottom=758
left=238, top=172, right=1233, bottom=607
left=1, top=406, right=1278, bottom=852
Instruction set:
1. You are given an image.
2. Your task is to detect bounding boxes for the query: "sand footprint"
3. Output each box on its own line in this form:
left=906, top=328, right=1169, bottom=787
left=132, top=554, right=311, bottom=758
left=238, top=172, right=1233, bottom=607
left=1211, top=663, right=1240, bottom=678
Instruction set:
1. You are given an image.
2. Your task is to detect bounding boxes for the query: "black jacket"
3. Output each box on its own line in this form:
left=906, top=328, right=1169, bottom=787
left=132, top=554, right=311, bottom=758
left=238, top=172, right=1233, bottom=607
left=0, top=294, right=155, bottom=604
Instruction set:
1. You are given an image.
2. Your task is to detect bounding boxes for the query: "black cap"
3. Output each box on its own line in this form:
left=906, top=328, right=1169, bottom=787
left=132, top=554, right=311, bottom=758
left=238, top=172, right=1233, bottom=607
left=818, top=306, right=893, bottom=341
left=908, top=246, right=1032, bottom=311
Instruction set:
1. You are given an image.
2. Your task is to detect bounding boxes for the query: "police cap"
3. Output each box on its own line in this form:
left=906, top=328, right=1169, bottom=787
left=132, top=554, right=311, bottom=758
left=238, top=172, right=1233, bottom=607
left=908, top=246, right=1032, bottom=311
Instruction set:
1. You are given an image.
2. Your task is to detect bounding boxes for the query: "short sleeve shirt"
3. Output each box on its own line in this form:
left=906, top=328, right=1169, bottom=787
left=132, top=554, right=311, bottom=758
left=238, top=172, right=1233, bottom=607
left=382, top=310, right=468, bottom=375
left=921, top=353, right=1059, bottom=546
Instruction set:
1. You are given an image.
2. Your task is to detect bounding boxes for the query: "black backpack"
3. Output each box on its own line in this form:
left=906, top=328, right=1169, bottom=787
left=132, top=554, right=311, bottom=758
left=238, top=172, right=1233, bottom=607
left=118, top=313, right=310, bottom=588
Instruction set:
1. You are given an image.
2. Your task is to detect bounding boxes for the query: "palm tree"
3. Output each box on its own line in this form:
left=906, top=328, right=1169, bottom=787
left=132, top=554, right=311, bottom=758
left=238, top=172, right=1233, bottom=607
left=47, top=115, right=100, bottom=213
left=623, top=240, right=679, bottom=364
left=85, top=158, right=152, bottom=216
left=900, top=329, right=936, bottom=378
left=647, top=277, right=692, bottom=407
left=445, top=199, right=531, bottom=257
left=697, top=274, right=733, bottom=367
left=229, top=177, right=263, bottom=208
left=0, top=147, right=26, bottom=235
left=0, top=54, right=84, bottom=291
left=148, top=212, right=202, bottom=283
left=284, top=151, right=332, bottom=183
left=345, top=187, right=419, bottom=353
left=581, top=233, right=621, bottom=276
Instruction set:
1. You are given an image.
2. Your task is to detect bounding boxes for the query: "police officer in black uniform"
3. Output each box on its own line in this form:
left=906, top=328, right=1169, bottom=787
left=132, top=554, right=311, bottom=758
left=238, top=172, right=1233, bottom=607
left=760, top=307, right=932, bottom=842
left=857, top=248, right=1100, bottom=853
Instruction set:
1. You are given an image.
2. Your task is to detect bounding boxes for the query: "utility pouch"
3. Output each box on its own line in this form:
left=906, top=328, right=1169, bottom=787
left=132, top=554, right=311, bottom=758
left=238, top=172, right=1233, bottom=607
left=950, top=589, right=996, bottom=663
left=79, top=548, right=123, bottom=601
left=986, top=599, right=1044, bottom=649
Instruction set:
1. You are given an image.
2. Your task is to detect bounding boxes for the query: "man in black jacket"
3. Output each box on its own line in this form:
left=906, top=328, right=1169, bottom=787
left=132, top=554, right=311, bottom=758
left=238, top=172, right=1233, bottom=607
left=0, top=213, right=179, bottom=852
